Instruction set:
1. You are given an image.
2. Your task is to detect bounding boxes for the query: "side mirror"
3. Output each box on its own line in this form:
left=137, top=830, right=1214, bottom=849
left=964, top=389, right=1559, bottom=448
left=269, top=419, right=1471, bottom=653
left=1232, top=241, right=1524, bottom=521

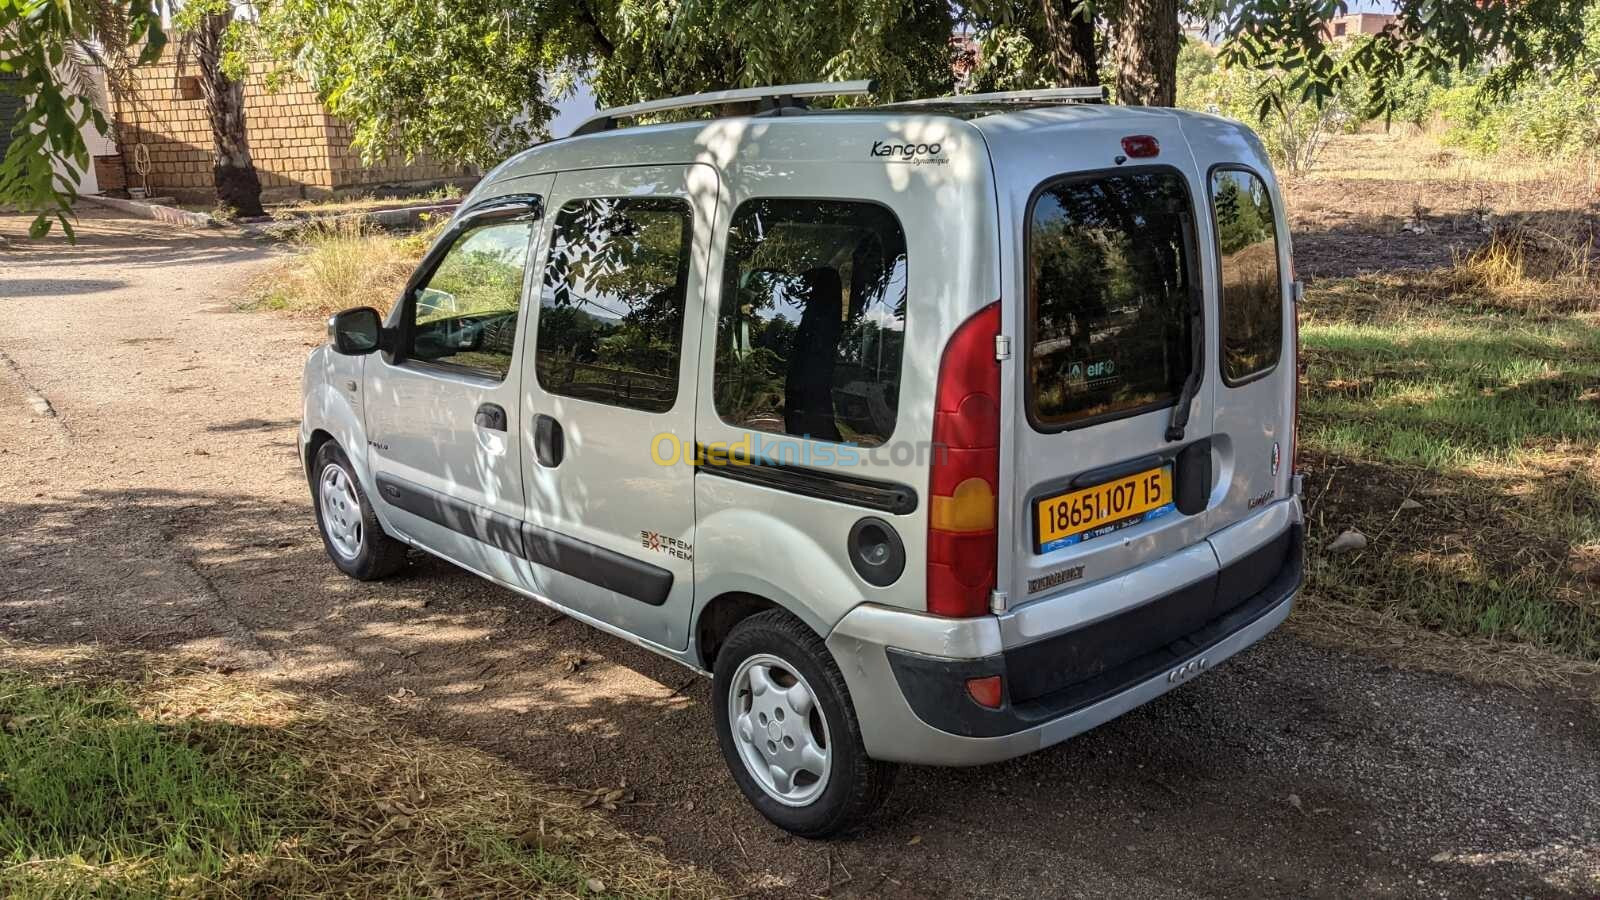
left=328, top=306, right=382, bottom=355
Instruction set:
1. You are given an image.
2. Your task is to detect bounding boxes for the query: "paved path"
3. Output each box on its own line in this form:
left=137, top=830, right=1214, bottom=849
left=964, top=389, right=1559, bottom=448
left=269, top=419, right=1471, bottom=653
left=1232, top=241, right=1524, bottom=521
left=2, top=208, right=1597, bottom=897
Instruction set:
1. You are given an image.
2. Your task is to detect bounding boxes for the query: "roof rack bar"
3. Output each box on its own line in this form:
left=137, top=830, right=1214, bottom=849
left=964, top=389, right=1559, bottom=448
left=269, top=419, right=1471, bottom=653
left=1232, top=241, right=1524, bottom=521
left=885, top=86, right=1108, bottom=107
left=572, top=79, right=878, bottom=137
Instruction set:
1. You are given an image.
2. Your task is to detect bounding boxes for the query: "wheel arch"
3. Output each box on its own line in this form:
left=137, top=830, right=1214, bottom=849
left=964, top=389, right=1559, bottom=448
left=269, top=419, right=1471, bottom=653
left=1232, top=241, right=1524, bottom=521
left=695, top=590, right=840, bottom=672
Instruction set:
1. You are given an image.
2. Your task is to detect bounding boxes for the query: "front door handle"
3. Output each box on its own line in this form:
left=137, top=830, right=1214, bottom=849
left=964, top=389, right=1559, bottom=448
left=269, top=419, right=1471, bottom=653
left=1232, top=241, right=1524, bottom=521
left=534, top=414, right=564, bottom=467
left=474, top=402, right=507, bottom=432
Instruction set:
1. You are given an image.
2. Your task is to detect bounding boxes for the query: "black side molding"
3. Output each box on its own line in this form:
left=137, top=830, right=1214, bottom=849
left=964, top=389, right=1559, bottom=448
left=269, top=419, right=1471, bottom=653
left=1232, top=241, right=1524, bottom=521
left=694, top=443, right=917, bottom=515
left=376, top=474, right=524, bottom=558
left=522, top=523, right=672, bottom=606
left=373, top=474, right=673, bottom=606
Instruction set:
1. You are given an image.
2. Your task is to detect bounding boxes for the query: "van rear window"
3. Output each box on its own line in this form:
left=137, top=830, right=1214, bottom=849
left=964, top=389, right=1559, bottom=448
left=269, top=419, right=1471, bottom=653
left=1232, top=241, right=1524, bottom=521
left=1211, top=169, right=1283, bottom=384
left=1027, top=171, right=1196, bottom=429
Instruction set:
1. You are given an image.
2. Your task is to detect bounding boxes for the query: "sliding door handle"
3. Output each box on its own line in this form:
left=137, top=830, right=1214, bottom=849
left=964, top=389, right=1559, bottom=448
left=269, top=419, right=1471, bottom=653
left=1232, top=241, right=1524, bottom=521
left=534, top=414, right=564, bottom=467
left=474, top=402, right=507, bottom=432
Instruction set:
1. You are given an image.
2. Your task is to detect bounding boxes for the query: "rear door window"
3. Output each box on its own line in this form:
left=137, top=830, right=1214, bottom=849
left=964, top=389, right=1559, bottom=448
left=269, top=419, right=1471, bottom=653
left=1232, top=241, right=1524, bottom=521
left=1211, top=169, right=1283, bottom=384
left=1027, top=170, right=1198, bottom=430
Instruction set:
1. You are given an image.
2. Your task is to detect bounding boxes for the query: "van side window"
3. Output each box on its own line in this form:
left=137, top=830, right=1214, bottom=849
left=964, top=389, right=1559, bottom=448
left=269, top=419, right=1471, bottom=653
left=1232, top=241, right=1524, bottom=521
left=1027, top=171, right=1196, bottom=429
left=534, top=197, right=692, bottom=413
left=713, top=199, right=908, bottom=447
left=1211, top=169, right=1283, bottom=384
left=407, top=219, right=534, bottom=380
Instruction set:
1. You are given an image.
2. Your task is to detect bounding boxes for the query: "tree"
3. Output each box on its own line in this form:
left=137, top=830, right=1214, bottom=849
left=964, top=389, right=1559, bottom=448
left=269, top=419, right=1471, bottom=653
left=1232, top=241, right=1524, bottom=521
left=1219, top=0, right=1600, bottom=120
left=254, top=0, right=954, bottom=167
left=1113, top=0, right=1180, bottom=105
left=0, top=0, right=165, bottom=238
left=174, top=0, right=264, bottom=217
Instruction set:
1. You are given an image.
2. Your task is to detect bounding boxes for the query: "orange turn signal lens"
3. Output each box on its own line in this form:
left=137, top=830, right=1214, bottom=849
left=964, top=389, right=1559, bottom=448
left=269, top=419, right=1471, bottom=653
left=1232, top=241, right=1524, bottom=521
left=930, top=476, right=997, bottom=533
left=965, top=675, right=1004, bottom=709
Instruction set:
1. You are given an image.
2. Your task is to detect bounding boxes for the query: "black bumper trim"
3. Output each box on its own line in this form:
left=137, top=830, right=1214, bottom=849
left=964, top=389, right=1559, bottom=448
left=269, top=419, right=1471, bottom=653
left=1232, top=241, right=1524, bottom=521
left=887, top=524, right=1303, bottom=738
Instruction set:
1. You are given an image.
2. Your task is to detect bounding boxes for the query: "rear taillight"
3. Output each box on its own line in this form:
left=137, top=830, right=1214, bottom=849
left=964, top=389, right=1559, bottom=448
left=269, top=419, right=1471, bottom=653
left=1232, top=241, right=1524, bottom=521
left=928, top=301, right=1001, bottom=618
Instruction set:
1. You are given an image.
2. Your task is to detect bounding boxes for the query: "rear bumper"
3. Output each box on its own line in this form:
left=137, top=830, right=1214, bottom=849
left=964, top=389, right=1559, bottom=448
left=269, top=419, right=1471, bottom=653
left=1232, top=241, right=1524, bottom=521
left=826, top=509, right=1302, bottom=767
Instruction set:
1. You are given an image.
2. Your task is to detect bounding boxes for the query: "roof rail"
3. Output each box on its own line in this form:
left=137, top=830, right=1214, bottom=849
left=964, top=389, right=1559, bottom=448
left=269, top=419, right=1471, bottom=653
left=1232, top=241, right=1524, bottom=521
left=571, top=79, right=878, bottom=137
left=884, top=86, right=1108, bottom=107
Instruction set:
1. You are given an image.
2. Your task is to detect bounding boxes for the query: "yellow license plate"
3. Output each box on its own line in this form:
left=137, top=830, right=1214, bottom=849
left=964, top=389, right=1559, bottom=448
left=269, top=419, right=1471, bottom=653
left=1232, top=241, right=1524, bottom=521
left=1035, top=466, right=1176, bottom=553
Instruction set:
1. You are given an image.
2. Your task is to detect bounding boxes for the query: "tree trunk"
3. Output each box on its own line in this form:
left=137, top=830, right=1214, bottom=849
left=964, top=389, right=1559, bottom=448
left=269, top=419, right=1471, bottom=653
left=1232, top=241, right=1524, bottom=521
left=191, top=12, right=264, bottom=217
left=1112, top=0, right=1179, bottom=106
left=1041, top=0, right=1099, bottom=87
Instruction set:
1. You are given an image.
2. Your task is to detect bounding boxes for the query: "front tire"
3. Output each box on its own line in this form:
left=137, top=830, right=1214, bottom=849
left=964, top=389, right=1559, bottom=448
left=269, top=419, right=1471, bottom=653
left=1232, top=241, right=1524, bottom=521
left=311, top=441, right=406, bottom=581
left=712, top=610, right=896, bottom=838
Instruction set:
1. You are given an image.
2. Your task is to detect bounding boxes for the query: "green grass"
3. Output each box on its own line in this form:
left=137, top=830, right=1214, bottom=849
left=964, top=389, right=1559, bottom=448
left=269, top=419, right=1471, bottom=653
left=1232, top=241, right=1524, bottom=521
left=0, top=672, right=304, bottom=897
left=0, top=665, right=720, bottom=898
left=1298, top=275, right=1600, bottom=661
left=1301, top=314, right=1600, bottom=468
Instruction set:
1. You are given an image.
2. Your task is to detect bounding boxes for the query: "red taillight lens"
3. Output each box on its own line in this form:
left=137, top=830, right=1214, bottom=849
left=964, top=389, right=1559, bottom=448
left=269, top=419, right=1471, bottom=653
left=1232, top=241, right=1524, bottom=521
left=928, top=301, right=1000, bottom=618
left=1121, top=135, right=1160, bottom=158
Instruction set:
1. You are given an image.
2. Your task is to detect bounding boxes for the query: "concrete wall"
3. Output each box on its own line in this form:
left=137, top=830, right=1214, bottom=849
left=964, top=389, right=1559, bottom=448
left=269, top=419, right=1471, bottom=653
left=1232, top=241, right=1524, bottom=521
left=110, top=52, right=474, bottom=203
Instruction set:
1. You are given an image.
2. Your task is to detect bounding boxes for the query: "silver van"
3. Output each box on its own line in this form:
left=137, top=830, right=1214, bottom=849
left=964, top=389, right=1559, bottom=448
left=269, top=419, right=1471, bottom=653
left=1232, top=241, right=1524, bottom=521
left=301, top=82, right=1304, bottom=837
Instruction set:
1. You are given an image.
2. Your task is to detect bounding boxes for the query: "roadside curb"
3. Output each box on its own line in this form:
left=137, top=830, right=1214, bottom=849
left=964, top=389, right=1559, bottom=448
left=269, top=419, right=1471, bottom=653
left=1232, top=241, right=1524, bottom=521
left=80, top=194, right=222, bottom=229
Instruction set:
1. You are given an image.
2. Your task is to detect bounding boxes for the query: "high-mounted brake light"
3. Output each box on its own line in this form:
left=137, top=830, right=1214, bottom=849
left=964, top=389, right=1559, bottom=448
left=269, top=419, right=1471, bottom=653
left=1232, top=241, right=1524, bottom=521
left=1121, top=135, right=1160, bottom=158
left=928, top=302, right=1001, bottom=618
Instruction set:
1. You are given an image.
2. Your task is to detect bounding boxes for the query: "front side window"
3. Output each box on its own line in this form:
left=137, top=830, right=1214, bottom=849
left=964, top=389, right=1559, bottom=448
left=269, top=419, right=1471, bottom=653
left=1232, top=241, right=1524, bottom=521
left=407, top=218, right=534, bottom=379
left=1211, top=169, right=1284, bottom=384
left=534, top=198, right=692, bottom=414
left=713, top=199, right=908, bottom=446
left=1028, top=171, right=1196, bottom=429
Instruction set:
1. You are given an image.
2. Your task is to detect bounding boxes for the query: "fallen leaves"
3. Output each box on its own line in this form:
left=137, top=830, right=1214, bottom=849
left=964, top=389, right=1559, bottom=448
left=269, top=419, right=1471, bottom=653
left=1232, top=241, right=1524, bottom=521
left=580, top=783, right=638, bottom=812
left=556, top=650, right=602, bottom=675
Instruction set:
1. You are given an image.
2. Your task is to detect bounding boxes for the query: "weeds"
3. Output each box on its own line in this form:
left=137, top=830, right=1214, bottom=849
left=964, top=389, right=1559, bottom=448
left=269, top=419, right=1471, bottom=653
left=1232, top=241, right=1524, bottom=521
left=0, top=652, right=724, bottom=898
left=1450, top=218, right=1599, bottom=312
left=255, top=217, right=437, bottom=317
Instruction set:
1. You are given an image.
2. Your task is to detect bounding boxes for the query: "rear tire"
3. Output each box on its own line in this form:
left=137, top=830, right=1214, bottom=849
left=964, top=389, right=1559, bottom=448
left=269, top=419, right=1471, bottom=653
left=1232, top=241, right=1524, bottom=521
left=712, top=609, right=897, bottom=838
left=311, top=441, right=406, bottom=581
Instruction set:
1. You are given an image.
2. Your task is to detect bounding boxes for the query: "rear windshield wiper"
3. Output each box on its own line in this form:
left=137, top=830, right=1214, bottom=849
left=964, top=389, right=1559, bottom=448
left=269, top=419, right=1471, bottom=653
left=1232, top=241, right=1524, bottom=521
left=1165, top=285, right=1204, bottom=443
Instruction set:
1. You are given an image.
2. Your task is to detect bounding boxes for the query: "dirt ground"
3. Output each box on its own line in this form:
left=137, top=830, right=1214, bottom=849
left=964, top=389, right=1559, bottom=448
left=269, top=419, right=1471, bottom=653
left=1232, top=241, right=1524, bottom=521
left=2, top=206, right=1598, bottom=898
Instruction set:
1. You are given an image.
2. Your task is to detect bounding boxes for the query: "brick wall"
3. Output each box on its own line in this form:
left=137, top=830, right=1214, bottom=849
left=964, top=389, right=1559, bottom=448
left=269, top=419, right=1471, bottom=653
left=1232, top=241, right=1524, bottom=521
left=111, top=53, right=475, bottom=203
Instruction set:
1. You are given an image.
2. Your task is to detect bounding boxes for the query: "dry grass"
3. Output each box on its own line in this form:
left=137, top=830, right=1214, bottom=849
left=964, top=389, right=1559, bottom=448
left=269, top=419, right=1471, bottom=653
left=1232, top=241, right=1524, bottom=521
left=1301, top=128, right=1600, bottom=194
left=0, top=640, right=727, bottom=899
left=1288, top=592, right=1600, bottom=703
left=1450, top=217, right=1600, bottom=312
left=253, top=217, right=437, bottom=318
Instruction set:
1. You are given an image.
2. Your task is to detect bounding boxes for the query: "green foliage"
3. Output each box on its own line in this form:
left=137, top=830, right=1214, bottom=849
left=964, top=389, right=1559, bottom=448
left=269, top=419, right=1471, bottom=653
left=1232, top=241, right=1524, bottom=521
left=254, top=0, right=554, bottom=167
left=0, top=0, right=164, bottom=238
left=1217, top=0, right=1600, bottom=121
left=254, top=0, right=954, bottom=168
left=1433, top=8, right=1600, bottom=160
left=1179, top=37, right=1439, bottom=173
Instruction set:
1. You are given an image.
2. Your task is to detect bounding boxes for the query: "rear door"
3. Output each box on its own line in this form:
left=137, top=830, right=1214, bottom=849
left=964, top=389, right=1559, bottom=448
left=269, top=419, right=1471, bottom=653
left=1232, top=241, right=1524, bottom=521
left=516, top=164, right=717, bottom=651
left=988, top=113, right=1221, bottom=608
left=1183, top=122, right=1297, bottom=539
